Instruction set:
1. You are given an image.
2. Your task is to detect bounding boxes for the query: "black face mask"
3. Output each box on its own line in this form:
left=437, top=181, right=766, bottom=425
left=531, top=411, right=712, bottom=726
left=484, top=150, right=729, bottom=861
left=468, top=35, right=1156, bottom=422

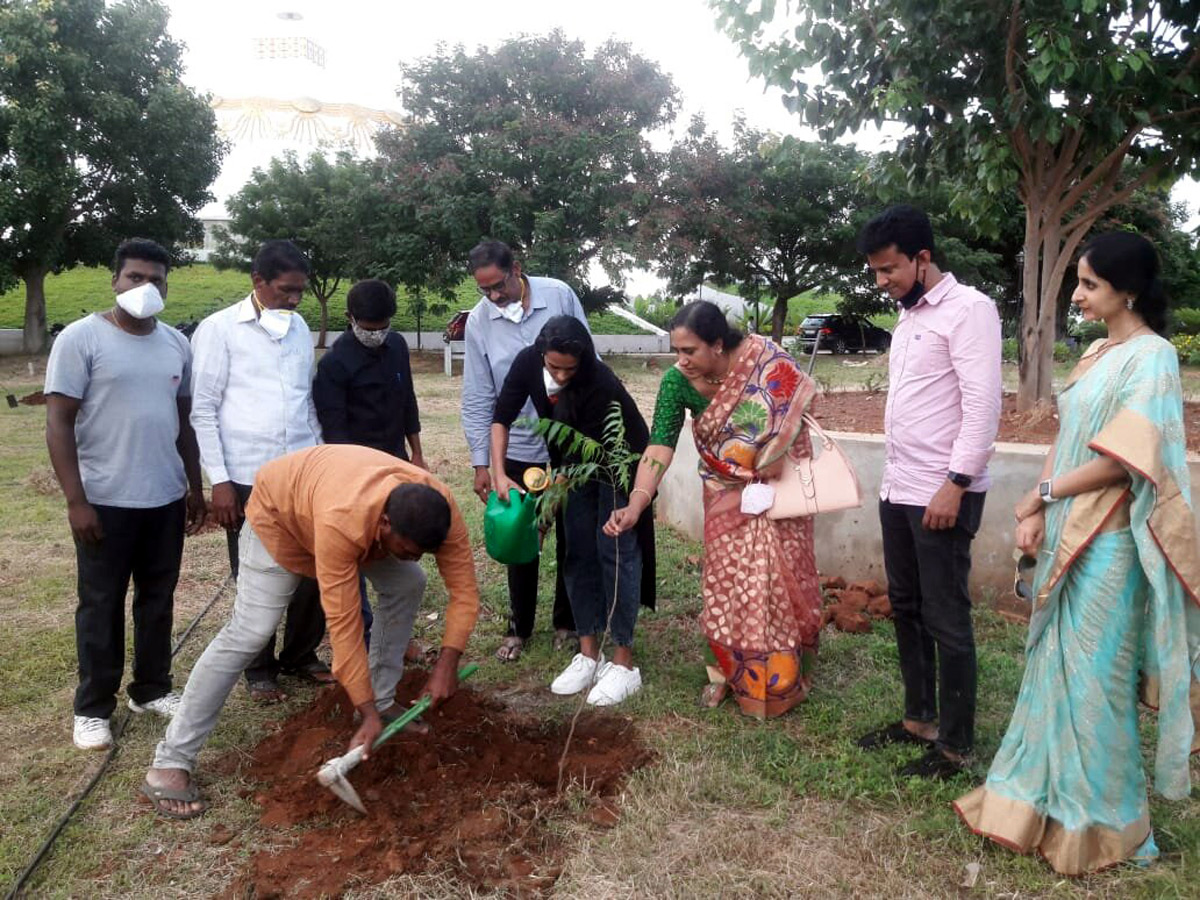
left=897, top=263, right=927, bottom=310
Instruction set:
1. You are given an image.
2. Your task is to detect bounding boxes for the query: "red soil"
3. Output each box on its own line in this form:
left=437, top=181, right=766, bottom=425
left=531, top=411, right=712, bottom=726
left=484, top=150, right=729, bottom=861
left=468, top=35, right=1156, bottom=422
left=812, top=392, right=1200, bottom=454
left=221, top=671, right=652, bottom=899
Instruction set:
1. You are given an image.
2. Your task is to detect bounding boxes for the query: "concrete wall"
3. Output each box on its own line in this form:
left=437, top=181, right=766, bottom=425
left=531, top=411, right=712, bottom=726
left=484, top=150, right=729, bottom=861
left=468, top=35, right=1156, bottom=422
left=0, top=328, right=672, bottom=357
left=0, top=330, right=24, bottom=356
left=657, top=423, right=1200, bottom=596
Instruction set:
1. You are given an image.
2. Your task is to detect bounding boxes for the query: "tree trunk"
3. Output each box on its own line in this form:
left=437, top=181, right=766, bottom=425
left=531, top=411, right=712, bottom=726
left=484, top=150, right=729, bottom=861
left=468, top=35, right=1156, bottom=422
left=22, top=268, right=49, bottom=355
left=415, top=307, right=422, bottom=350
left=316, top=296, right=329, bottom=349
left=1016, top=207, right=1044, bottom=412
left=770, top=294, right=788, bottom=344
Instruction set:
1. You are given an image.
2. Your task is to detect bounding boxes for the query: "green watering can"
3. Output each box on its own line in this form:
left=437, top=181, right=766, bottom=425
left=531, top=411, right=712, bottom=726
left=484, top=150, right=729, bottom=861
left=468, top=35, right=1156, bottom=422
left=484, top=488, right=540, bottom=565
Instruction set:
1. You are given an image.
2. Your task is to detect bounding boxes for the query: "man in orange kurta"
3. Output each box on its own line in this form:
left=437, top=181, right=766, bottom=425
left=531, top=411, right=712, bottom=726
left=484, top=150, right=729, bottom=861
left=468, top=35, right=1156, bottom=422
left=141, top=445, right=480, bottom=817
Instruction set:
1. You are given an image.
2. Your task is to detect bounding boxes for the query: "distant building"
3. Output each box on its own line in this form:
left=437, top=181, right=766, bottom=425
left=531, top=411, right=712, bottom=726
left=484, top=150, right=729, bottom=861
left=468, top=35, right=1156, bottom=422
left=188, top=9, right=402, bottom=260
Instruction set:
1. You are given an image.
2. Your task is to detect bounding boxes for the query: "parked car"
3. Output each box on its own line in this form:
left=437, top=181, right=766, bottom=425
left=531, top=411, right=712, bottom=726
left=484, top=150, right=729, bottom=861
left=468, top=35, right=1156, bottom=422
left=443, top=309, right=470, bottom=343
left=795, top=313, right=891, bottom=355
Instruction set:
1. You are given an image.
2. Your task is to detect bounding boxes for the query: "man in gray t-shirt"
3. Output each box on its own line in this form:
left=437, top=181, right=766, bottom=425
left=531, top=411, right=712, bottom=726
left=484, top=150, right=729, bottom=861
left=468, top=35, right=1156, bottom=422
left=45, top=239, right=206, bottom=753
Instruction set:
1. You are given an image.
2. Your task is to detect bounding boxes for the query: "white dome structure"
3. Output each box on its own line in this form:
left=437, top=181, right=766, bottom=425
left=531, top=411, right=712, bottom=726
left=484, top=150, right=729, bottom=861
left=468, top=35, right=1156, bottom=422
left=194, top=8, right=403, bottom=257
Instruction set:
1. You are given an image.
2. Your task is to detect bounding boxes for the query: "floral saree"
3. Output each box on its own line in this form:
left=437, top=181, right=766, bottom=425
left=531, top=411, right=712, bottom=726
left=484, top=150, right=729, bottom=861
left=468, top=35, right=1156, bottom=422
left=693, top=335, right=824, bottom=718
left=955, top=335, right=1200, bottom=874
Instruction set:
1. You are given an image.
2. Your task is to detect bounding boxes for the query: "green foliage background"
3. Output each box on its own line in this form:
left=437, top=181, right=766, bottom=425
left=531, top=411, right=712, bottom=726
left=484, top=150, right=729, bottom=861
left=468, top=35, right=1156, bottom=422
left=0, top=266, right=651, bottom=335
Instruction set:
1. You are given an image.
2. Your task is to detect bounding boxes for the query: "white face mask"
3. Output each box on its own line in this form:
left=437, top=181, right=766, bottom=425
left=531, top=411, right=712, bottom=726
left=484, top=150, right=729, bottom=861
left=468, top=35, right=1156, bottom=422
left=543, top=367, right=563, bottom=397
left=115, top=283, right=164, bottom=319
left=253, top=294, right=295, bottom=341
left=497, top=300, right=525, bottom=324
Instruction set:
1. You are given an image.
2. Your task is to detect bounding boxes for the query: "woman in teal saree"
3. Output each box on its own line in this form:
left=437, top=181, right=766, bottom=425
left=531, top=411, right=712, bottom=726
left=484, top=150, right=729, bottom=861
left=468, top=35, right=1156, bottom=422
left=955, top=232, right=1200, bottom=875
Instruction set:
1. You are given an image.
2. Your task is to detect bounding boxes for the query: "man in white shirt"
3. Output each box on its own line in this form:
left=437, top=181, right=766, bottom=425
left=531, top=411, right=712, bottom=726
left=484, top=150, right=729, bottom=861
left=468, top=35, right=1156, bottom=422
left=190, top=240, right=329, bottom=702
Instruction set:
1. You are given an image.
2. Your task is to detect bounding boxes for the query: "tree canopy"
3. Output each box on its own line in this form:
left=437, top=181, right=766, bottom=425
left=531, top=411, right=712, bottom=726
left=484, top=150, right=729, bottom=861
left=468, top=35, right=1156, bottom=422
left=713, top=0, right=1200, bottom=408
left=372, top=30, right=678, bottom=310
left=645, top=117, right=871, bottom=341
left=0, top=0, right=223, bottom=351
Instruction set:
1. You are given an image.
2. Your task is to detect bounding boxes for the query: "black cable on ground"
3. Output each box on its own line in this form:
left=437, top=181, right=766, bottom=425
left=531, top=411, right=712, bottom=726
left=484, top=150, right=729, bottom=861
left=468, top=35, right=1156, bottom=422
left=4, top=574, right=233, bottom=900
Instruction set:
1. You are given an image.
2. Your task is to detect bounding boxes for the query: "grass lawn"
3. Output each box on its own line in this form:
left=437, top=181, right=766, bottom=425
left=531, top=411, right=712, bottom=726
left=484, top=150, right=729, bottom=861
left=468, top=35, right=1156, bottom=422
left=0, top=266, right=652, bottom=337
left=0, top=352, right=1195, bottom=898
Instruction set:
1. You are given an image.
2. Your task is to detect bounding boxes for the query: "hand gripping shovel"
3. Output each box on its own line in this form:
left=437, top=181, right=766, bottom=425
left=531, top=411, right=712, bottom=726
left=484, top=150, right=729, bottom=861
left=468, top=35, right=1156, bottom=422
left=317, top=663, right=478, bottom=814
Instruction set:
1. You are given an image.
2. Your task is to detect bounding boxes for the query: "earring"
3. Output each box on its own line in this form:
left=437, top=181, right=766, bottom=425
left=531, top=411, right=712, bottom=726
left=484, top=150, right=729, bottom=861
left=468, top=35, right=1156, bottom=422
left=1126, top=297, right=1134, bottom=311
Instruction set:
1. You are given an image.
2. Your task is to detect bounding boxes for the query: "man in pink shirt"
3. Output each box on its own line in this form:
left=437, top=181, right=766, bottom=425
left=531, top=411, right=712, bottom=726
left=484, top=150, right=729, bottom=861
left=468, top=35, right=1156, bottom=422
left=854, top=205, right=1002, bottom=779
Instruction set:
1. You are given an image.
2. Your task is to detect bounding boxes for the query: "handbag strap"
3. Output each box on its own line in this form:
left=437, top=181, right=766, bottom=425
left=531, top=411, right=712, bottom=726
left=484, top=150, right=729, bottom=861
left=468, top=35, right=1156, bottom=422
left=801, top=413, right=835, bottom=451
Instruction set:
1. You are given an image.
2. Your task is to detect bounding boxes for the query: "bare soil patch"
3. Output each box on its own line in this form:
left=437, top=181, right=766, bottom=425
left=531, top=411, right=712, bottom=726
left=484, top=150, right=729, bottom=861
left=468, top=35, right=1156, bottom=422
left=221, top=671, right=652, bottom=899
left=812, top=391, right=1200, bottom=453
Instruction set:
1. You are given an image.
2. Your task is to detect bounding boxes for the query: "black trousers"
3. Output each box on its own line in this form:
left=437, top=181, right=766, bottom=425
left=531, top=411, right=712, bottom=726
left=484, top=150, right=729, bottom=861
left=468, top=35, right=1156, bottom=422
left=225, top=482, right=325, bottom=682
left=503, top=458, right=575, bottom=639
left=879, top=493, right=985, bottom=755
left=74, top=498, right=185, bottom=718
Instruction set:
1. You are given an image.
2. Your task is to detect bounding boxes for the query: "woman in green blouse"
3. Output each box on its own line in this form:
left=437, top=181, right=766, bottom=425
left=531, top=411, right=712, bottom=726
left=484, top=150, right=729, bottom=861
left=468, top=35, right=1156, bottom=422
left=605, top=301, right=822, bottom=718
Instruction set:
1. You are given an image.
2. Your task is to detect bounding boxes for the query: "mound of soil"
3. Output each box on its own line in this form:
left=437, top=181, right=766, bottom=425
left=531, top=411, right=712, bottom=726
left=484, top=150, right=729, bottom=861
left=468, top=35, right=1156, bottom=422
left=223, top=672, right=652, bottom=899
left=812, top=392, right=1200, bottom=454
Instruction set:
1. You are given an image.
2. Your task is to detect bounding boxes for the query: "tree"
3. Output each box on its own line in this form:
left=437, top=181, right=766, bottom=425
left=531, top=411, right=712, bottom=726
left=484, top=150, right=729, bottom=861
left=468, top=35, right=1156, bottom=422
left=713, top=0, right=1200, bottom=409
left=213, top=151, right=370, bottom=347
left=371, top=30, right=678, bottom=311
left=645, top=118, right=872, bottom=342
left=0, top=0, right=223, bottom=352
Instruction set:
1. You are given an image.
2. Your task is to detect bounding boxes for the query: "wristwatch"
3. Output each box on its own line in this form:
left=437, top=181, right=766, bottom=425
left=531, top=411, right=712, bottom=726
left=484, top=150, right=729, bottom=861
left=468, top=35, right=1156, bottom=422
left=948, top=471, right=973, bottom=489
left=1038, top=479, right=1058, bottom=503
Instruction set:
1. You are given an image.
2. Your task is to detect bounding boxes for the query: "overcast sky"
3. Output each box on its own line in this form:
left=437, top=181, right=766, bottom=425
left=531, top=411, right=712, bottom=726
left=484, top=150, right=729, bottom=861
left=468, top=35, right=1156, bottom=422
left=163, top=0, right=1197, bottom=293
left=164, top=0, right=831, bottom=147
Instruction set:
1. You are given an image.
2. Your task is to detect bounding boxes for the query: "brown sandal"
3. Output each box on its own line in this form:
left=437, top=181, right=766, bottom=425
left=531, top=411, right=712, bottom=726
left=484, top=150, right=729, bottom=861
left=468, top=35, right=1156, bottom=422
left=698, top=682, right=729, bottom=709
left=495, top=636, right=524, bottom=662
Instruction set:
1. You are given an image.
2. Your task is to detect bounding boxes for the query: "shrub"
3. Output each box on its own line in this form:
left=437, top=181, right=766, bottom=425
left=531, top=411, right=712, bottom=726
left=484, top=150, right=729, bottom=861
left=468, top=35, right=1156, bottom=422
left=1052, top=340, right=1079, bottom=362
left=1001, top=338, right=1019, bottom=362
left=1172, top=307, right=1200, bottom=336
left=1171, top=334, right=1200, bottom=367
left=1073, top=321, right=1108, bottom=343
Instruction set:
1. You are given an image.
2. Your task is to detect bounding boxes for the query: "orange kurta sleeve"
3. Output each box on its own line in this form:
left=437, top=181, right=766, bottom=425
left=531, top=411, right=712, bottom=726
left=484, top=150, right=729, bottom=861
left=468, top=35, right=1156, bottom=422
left=312, top=520, right=373, bottom=707
left=432, top=495, right=480, bottom=651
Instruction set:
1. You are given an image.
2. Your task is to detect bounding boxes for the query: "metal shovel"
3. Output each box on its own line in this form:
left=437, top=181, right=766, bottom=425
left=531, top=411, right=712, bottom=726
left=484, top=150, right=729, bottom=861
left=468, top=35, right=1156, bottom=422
left=316, top=662, right=478, bottom=813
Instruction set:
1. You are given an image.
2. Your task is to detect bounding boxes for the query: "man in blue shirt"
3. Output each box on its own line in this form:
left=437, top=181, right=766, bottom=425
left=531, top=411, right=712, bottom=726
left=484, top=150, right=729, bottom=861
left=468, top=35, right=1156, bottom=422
left=461, top=240, right=589, bottom=661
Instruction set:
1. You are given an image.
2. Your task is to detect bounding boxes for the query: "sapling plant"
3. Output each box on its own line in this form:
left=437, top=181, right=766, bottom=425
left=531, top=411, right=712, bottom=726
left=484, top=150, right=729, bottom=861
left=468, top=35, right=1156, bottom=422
left=520, top=401, right=649, bottom=791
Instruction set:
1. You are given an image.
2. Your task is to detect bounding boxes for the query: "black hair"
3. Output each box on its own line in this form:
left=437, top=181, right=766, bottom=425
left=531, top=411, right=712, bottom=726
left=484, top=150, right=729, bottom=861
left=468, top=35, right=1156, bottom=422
left=856, top=204, right=936, bottom=259
left=668, top=301, right=744, bottom=352
left=252, top=239, right=311, bottom=281
left=347, top=279, right=397, bottom=321
left=467, top=239, right=515, bottom=274
left=113, top=238, right=171, bottom=276
left=384, top=483, right=452, bottom=552
left=1079, top=232, right=1170, bottom=335
left=535, top=315, right=594, bottom=361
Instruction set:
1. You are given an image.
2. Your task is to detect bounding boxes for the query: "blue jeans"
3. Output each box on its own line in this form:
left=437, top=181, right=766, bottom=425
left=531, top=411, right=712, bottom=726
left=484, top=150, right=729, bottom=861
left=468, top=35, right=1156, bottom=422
left=562, top=481, right=641, bottom=647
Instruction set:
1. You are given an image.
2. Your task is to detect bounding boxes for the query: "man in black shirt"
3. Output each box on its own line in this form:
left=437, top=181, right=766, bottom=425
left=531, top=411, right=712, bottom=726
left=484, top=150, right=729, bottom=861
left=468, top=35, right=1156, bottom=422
left=314, top=279, right=425, bottom=467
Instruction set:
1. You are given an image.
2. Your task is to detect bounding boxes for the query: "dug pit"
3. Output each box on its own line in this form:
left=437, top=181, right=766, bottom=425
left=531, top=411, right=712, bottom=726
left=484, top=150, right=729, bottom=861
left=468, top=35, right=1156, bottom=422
left=221, top=670, right=652, bottom=898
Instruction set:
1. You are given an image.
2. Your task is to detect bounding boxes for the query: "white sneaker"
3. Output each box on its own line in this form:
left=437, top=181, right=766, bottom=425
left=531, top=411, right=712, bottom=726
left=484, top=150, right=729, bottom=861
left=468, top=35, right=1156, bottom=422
left=128, top=691, right=182, bottom=719
left=586, top=663, right=642, bottom=707
left=550, top=653, right=606, bottom=695
left=73, top=715, right=112, bottom=751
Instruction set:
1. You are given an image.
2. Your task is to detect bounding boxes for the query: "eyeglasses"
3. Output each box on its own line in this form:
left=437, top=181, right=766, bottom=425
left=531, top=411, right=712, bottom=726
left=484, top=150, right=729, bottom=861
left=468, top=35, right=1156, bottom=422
left=1013, top=551, right=1037, bottom=602
left=477, top=273, right=511, bottom=298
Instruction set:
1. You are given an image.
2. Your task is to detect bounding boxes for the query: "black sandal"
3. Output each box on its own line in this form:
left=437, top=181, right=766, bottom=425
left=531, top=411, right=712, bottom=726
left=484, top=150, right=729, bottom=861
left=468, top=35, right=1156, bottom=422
left=856, top=721, right=936, bottom=751
left=281, top=660, right=335, bottom=684
left=897, top=748, right=968, bottom=780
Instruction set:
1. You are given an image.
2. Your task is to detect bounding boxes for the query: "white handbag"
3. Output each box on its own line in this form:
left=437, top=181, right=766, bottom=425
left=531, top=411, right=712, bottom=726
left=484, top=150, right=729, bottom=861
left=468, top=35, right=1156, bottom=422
left=767, top=415, right=863, bottom=518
